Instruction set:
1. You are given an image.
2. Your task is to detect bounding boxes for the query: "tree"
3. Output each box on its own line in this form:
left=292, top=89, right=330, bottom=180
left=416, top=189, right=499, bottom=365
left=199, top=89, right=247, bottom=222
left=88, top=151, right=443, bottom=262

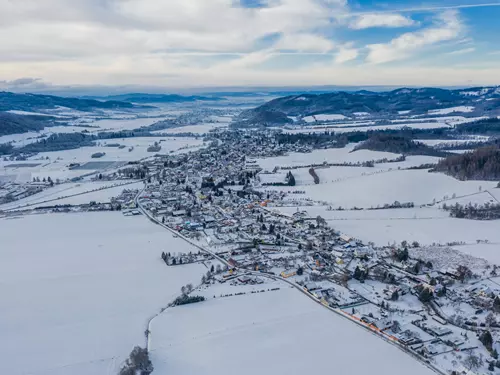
left=186, top=284, right=194, bottom=294
left=493, top=349, right=499, bottom=360
left=457, top=265, right=472, bottom=283
left=412, top=241, right=420, bottom=248
left=120, top=346, right=153, bottom=375
left=480, top=330, right=494, bottom=351
left=418, top=287, right=433, bottom=303
left=391, top=320, right=401, bottom=333
left=181, top=286, right=186, bottom=296
left=396, top=248, right=409, bottom=262
left=489, top=361, right=495, bottom=371
left=494, top=296, right=500, bottom=313
left=216, top=264, right=222, bottom=274
left=297, top=266, right=304, bottom=276
left=486, top=312, right=496, bottom=327
left=391, top=290, right=399, bottom=301
left=464, top=352, right=482, bottom=372
left=201, top=275, right=207, bottom=284
left=210, top=264, right=215, bottom=273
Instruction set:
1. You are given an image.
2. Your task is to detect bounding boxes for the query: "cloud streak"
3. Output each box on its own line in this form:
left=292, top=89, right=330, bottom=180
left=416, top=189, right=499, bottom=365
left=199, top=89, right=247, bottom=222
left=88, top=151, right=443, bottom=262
left=366, top=10, right=463, bottom=64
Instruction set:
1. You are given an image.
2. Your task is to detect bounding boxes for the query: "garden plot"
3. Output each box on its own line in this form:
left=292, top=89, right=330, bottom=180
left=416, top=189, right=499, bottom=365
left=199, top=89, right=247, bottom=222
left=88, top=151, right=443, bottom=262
left=149, top=285, right=434, bottom=375
left=0, top=212, right=206, bottom=375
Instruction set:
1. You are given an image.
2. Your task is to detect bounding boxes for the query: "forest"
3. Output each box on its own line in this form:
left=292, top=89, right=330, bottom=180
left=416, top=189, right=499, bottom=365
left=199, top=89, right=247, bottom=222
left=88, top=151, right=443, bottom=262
left=433, top=146, right=500, bottom=180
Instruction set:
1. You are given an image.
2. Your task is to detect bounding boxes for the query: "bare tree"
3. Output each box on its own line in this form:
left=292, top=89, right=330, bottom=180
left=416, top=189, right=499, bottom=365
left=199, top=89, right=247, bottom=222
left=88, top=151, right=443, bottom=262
left=486, top=312, right=496, bottom=327
left=181, top=285, right=186, bottom=296
left=464, top=351, right=482, bottom=372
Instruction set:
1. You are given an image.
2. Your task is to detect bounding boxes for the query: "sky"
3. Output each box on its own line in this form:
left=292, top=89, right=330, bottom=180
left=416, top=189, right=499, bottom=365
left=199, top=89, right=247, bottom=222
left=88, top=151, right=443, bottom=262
left=1, top=0, right=500, bottom=92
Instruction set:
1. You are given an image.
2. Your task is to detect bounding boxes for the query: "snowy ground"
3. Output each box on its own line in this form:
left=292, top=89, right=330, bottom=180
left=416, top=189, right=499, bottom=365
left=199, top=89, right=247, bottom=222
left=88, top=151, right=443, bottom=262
left=0, top=137, right=204, bottom=184
left=152, top=123, right=228, bottom=134
left=256, top=144, right=399, bottom=171
left=149, top=284, right=434, bottom=375
left=264, top=169, right=494, bottom=208
left=0, top=181, right=142, bottom=210
left=428, top=106, right=475, bottom=115
left=0, top=212, right=208, bottom=375
left=303, top=114, right=349, bottom=122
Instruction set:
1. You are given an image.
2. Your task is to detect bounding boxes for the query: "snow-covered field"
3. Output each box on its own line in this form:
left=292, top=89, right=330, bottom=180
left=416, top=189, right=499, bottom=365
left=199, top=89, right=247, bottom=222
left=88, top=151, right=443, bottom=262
left=152, top=123, right=227, bottom=134
left=303, top=114, right=349, bottom=122
left=0, top=137, right=204, bottom=184
left=331, top=217, right=500, bottom=256
left=0, top=181, right=142, bottom=210
left=32, top=137, right=204, bottom=163
left=256, top=145, right=399, bottom=171
left=149, top=285, right=434, bottom=375
left=264, top=169, right=494, bottom=208
left=0, top=212, right=207, bottom=375
left=428, top=106, right=475, bottom=115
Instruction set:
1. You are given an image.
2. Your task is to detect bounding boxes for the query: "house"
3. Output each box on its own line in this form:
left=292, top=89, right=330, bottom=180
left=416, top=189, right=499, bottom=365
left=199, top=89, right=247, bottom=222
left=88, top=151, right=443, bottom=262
left=172, top=209, right=187, bottom=217
left=304, top=282, right=319, bottom=291
left=281, top=269, right=297, bottom=278
left=339, top=234, right=352, bottom=243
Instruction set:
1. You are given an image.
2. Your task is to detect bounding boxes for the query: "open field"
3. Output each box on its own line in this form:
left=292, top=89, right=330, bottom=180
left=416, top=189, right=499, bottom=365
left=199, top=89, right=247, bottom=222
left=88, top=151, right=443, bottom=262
left=0, top=212, right=207, bottom=375
left=263, top=168, right=495, bottom=208
left=0, top=181, right=141, bottom=210
left=152, top=123, right=228, bottom=134
left=0, top=137, right=204, bottom=184
left=149, top=285, right=434, bottom=375
left=256, top=144, right=399, bottom=171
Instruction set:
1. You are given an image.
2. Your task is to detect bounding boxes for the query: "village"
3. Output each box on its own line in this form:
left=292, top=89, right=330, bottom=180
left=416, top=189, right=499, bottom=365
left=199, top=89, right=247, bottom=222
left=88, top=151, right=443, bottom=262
left=118, top=129, right=500, bottom=375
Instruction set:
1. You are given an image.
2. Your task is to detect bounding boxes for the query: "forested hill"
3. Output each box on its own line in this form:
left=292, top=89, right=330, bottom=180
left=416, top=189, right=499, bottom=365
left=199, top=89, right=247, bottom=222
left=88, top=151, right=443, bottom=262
left=433, top=145, right=500, bottom=181
left=0, top=91, right=137, bottom=112
left=0, top=112, right=58, bottom=136
left=238, top=87, right=500, bottom=126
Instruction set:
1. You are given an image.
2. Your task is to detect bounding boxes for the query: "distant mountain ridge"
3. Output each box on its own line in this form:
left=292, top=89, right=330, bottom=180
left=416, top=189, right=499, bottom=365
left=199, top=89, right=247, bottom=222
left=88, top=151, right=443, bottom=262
left=85, top=93, right=223, bottom=104
left=237, top=86, right=500, bottom=126
left=0, top=91, right=138, bottom=113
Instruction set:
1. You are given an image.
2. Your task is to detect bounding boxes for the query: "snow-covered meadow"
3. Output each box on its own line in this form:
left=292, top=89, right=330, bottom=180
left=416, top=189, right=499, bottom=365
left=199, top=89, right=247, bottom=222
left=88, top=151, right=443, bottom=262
left=0, top=212, right=207, bottom=375
left=149, top=284, right=434, bottom=375
left=0, top=137, right=204, bottom=185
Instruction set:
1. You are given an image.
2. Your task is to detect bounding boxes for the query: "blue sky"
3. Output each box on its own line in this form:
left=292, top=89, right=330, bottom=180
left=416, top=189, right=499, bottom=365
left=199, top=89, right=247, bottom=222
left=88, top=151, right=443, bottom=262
left=0, top=0, right=499, bottom=91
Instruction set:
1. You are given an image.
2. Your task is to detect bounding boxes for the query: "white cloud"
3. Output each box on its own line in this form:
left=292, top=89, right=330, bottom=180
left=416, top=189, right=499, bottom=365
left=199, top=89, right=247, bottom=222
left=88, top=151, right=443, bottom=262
left=366, top=10, right=462, bottom=64
left=446, top=47, right=475, bottom=55
left=274, top=33, right=335, bottom=52
left=349, top=14, right=415, bottom=29
left=334, top=44, right=359, bottom=63
left=0, top=0, right=497, bottom=88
